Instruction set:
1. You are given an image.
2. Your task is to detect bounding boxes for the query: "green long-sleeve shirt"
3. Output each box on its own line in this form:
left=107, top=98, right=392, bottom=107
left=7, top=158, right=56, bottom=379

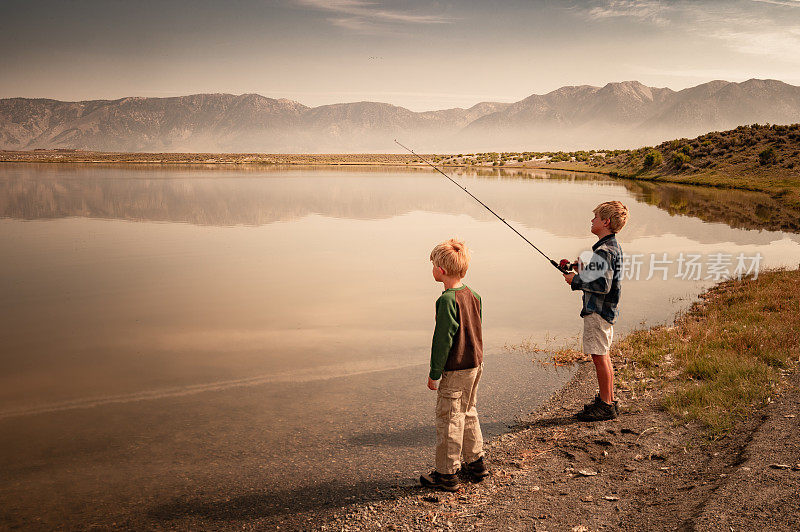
left=429, top=285, right=483, bottom=380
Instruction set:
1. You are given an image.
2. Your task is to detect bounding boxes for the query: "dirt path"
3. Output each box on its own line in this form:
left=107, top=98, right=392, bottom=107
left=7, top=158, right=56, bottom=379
left=314, top=358, right=799, bottom=531
left=693, top=368, right=800, bottom=531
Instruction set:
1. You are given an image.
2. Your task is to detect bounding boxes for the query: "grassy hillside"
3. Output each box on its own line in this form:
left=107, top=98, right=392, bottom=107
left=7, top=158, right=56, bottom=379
left=594, top=123, right=800, bottom=197
left=423, top=124, right=800, bottom=208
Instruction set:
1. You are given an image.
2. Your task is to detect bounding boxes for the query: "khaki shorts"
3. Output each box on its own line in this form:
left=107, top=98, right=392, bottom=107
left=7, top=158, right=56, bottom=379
left=583, top=312, right=614, bottom=356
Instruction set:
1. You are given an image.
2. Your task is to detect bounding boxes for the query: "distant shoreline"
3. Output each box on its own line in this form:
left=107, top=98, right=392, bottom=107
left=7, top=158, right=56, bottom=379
left=0, top=149, right=560, bottom=169
left=3, top=121, right=799, bottom=210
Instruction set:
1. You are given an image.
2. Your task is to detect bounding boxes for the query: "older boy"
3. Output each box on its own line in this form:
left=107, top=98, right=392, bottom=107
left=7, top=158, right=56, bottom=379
left=563, top=201, right=628, bottom=422
left=420, top=238, right=488, bottom=491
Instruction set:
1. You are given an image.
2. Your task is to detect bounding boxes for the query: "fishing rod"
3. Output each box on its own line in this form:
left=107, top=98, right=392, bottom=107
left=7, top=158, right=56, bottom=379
left=394, top=140, right=574, bottom=274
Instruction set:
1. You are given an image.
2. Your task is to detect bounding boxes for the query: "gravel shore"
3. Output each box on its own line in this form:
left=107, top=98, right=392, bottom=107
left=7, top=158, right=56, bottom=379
left=309, top=349, right=800, bottom=531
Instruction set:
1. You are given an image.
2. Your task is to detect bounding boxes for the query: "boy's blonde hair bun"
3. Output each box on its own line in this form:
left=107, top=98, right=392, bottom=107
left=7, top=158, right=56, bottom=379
left=430, top=238, right=471, bottom=278
left=593, top=201, right=629, bottom=233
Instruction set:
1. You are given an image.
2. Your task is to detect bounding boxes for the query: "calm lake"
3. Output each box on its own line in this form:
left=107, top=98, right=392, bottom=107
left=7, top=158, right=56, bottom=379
left=1, top=164, right=799, bottom=528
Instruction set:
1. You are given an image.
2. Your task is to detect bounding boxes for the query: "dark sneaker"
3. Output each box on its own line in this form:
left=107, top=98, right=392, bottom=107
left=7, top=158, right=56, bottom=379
left=465, top=457, right=489, bottom=481
left=583, top=393, right=620, bottom=416
left=420, top=470, right=459, bottom=492
left=576, top=398, right=618, bottom=421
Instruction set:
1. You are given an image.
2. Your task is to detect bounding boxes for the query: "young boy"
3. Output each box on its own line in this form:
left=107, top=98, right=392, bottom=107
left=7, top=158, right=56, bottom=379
left=563, top=201, right=629, bottom=422
left=420, top=238, right=488, bottom=491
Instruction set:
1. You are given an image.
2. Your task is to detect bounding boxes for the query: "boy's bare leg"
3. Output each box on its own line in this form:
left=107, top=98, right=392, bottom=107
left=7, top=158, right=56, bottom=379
left=591, top=354, right=614, bottom=403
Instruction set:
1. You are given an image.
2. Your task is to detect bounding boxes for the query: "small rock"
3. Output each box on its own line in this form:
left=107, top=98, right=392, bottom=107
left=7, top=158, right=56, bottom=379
left=634, top=454, right=644, bottom=461
left=532, top=485, right=540, bottom=491
left=577, top=469, right=598, bottom=477
left=784, top=414, right=796, bottom=418
left=423, top=495, right=440, bottom=503
left=659, top=467, right=670, bottom=471
left=770, top=463, right=792, bottom=470
left=581, top=495, right=594, bottom=502
left=572, top=526, right=589, bottom=532
left=740, top=467, right=751, bottom=472
left=624, top=464, right=636, bottom=472
left=603, top=495, right=620, bottom=501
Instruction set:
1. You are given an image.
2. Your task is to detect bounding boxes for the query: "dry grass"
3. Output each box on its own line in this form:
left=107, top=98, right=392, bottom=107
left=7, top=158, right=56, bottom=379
left=504, top=332, right=589, bottom=367
left=615, top=268, right=800, bottom=438
left=507, top=269, right=800, bottom=438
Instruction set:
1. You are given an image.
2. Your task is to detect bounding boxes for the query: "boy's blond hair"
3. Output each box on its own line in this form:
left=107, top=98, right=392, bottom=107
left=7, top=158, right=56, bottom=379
left=594, top=201, right=629, bottom=233
left=430, top=238, right=471, bottom=278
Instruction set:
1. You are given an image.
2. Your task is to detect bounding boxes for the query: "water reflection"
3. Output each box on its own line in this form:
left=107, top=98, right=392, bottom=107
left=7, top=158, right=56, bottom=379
left=2, top=163, right=798, bottom=412
left=622, top=180, right=800, bottom=233
left=2, top=163, right=799, bottom=236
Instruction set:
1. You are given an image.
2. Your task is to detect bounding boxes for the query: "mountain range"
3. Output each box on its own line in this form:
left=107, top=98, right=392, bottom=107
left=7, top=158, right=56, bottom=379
left=2, top=79, right=799, bottom=153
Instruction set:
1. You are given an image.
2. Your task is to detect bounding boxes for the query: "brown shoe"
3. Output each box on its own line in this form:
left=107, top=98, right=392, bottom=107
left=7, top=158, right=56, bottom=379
left=420, top=470, right=459, bottom=492
left=465, top=457, right=489, bottom=481
left=576, top=398, right=618, bottom=421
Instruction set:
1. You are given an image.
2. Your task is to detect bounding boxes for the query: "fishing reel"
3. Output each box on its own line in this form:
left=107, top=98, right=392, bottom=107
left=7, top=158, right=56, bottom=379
left=558, top=259, right=580, bottom=274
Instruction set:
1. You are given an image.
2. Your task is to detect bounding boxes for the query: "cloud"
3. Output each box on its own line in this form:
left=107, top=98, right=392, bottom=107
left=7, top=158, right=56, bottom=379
left=711, top=27, right=800, bottom=61
left=295, top=0, right=452, bottom=32
left=751, top=0, right=800, bottom=7
left=585, top=0, right=672, bottom=26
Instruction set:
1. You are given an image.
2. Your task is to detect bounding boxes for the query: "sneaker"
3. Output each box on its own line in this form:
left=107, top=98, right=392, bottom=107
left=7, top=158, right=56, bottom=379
left=420, top=470, right=459, bottom=492
left=583, top=393, right=620, bottom=416
left=576, top=398, right=618, bottom=421
left=465, top=457, right=489, bottom=481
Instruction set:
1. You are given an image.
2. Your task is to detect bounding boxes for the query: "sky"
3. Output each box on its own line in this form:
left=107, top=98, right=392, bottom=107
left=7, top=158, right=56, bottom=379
left=2, top=0, right=800, bottom=111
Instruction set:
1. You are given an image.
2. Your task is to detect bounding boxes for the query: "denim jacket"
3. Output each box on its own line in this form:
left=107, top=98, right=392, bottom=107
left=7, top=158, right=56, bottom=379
left=570, top=234, right=622, bottom=324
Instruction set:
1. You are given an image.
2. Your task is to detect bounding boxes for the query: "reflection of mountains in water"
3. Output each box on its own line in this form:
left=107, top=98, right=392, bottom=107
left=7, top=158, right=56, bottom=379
left=0, top=165, right=606, bottom=229
left=1, top=165, right=798, bottom=239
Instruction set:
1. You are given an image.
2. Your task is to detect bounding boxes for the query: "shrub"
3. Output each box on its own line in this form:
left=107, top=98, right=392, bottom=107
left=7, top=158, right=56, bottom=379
left=672, top=151, right=690, bottom=169
left=643, top=150, right=663, bottom=168
left=759, top=147, right=778, bottom=166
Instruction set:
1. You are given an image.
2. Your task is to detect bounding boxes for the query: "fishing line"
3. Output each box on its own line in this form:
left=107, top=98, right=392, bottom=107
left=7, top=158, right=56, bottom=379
left=394, top=140, right=567, bottom=273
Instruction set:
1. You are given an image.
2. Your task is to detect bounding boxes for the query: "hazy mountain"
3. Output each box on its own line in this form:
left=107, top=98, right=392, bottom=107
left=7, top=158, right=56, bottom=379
left=641, top=79, right=800, bottom=134
left=2, top=79, right=799, bottom=152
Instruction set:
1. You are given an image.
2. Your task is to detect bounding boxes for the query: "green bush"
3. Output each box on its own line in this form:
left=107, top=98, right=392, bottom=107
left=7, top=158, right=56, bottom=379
left=643, top=150, right=663, bottom=168
left=672, top=151, right=690, bottom=169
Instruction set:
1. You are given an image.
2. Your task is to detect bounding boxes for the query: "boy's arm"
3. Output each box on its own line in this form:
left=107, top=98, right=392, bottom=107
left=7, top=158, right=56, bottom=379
left=430, top=295, right=459, bottom=380
left=570, top=249, right=615, bottom=294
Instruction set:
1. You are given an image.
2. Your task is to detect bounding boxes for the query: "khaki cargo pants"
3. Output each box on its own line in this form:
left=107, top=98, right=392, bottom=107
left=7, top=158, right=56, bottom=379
left=435, top=364, right=484, bottom=474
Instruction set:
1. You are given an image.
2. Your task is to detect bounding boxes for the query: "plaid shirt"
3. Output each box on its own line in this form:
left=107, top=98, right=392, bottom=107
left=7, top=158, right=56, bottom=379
left=570, top=234, right=622, bottom=324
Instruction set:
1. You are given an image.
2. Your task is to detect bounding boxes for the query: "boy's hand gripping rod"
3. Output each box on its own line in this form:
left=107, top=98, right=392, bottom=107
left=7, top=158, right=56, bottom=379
left=394, top=140, right=574, bottom=274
